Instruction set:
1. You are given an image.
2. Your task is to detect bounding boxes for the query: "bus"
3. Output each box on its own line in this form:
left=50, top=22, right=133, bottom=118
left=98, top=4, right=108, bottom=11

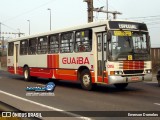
left=7, top=20, right=152, bottom=90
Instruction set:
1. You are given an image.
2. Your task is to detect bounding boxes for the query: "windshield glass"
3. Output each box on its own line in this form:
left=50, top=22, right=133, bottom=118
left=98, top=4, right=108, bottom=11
left=108, top=31, right=150, bottom=61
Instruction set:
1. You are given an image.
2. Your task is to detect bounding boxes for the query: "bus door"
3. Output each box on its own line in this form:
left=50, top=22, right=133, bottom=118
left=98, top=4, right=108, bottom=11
left=97, top=33, right=107, bottom=83
left=13, top=43, right=19, bottom=74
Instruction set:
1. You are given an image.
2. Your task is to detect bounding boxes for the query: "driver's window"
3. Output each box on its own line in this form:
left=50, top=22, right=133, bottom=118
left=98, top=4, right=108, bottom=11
left=141, top=34, right=147, bottom=49
left=112, top=36, right=120, bottom=53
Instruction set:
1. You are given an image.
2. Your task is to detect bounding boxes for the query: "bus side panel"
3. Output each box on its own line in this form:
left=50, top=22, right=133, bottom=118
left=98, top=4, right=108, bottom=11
left=91, top=71, right=95, bottom=83
left=17, top=67, right=23, bottom=75
left=57, top=53, right=95, bottom=81
left=19, top=55, right=54, bottom=78
left=7, top=56, right=15, bottom=74
left=8, top=66, right=15, bottom=74
left=47, top=54, right=76, bottom=80
left=29, top=68, right=53, bottom=78
left=57, top=69, right=77, bottom=80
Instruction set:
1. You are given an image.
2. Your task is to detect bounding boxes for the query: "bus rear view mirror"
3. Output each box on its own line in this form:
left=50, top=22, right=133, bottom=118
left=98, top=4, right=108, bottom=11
left=107, top=32, right=111, bottom=41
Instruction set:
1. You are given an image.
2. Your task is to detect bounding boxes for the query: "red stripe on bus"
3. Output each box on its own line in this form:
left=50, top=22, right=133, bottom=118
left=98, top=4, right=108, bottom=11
left=8, top=66, right=14, bottom=74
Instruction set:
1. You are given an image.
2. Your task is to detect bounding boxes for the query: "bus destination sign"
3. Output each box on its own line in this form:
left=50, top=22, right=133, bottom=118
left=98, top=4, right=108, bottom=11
left=109, top=21, right=148, bottom=31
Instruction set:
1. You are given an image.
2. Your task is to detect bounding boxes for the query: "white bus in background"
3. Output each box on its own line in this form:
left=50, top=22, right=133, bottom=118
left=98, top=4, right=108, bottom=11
left=7, top=20, right=152, bottom=90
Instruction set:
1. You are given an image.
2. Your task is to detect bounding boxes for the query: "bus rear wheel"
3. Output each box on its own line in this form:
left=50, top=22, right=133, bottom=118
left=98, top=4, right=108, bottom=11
left=80, top=69, right=92, bottom=90
left=114, top=83, right=128, bottom=89
left=23, top=67, right=31, bottom=81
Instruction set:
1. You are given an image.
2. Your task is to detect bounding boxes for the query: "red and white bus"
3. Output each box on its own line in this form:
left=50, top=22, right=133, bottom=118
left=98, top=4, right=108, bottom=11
left=7, top=20, right=152, bottom=90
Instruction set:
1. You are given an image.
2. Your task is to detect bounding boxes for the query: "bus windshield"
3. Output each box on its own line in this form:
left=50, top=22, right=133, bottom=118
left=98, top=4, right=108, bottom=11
left=108, top=31, right=150, bottom=61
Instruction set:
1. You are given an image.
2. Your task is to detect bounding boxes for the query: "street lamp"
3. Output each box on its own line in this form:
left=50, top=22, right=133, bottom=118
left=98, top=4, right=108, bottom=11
left=106, top=0, right=108, bottom=19
left=47, top=8, right=51, bottom=31
left=27, top=20, right=30, bottom=35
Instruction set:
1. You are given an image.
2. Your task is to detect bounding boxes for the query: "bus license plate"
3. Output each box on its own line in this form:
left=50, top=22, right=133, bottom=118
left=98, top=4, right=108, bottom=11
left=131, top=77, right=139, bottom=81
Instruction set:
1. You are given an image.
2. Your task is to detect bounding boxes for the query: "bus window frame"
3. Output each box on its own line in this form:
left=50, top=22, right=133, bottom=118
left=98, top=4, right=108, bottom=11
left=48, top=34, right=59, bottom=54
left=20, top=39, right=28, bottom=55
left=8, top=42, right=14, bottom=56
left=60, top=32, right=74, bottom=53
left=28, top=38, right=37, bottom=55
left=37, top=36, right=48, bottom=54
left=74, top=29, right=92, bottom=53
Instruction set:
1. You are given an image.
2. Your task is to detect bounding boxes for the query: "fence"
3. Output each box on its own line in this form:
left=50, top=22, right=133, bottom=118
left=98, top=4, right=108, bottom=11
left=151, top=48, right=160, bottom=74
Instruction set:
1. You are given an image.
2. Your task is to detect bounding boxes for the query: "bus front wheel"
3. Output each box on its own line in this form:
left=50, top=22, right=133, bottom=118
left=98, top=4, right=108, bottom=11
left=23, top=67, right=31, bottom=81
left=80, top=69, right=92, bottom=90
left=114, top=83, right=128, bottom=89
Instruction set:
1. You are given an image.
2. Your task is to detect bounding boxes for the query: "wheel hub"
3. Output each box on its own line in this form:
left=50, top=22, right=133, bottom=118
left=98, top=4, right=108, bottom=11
left=83, top=74, right=90, bottom=87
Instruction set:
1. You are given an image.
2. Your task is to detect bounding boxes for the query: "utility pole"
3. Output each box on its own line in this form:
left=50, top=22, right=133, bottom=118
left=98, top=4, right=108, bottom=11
left=84, top=0, right=93, bottom=23
left=0, top=23, right=1, bottom=41
left=27, top=20, right=30, bottom=35
left=47, top=8, right=52, bottom=31
left=93, top=7, right=122, bottom=19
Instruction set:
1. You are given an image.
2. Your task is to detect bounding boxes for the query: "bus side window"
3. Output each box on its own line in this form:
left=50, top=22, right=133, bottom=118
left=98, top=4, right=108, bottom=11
left=60, top=32, right=73, bottom=53
left=48, top=34, right=59, bottom=53
left=37, top=36, right=48, bottom=54
left=28, top=38, right=37, bottom=55
left=20, top=40, right=28, bottom=55
left=8, top=42, right=14, bottom=56
left=75, top=29, right=92, bottom=52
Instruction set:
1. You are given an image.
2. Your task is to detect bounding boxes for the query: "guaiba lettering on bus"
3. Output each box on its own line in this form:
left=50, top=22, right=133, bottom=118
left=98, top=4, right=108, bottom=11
left=62, top=57, right=90, bottom=64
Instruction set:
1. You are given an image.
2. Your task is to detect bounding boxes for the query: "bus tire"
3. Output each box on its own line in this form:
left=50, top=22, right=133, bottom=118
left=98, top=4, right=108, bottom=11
left=80, top=69, right=92, bottom=90
left=114, top=83, right=128, bottom=89
left=23, top=67, right=31, bottom=81
left=158, top=80, right=160, bottom=87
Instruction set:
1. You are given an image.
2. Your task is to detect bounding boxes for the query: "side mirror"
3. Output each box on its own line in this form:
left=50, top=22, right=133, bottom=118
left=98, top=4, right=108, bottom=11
left=107, top=32, right=111, bottom=41
left=147, top=35, right=151, bottom=53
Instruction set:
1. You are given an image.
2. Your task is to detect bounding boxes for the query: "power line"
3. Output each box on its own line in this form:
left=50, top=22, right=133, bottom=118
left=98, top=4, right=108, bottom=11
left=123, top=15, right=160, bottom=20
left=2, top=0, right=56, bottom=23
left=2, top=23, right=17, bottom=31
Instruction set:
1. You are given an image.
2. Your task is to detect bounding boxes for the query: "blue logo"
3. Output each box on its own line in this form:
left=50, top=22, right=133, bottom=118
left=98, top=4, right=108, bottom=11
left=45, top=82, right=55, bottom=92
left=26, top=82, right=55, bottom=92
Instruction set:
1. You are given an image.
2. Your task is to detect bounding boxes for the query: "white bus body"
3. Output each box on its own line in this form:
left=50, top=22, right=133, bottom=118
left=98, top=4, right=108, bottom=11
left=7, top=20, right=152, bottom=90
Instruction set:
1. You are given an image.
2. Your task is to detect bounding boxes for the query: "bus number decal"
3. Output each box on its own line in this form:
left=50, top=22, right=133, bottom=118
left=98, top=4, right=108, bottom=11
left=62, top=57, right=90, bottom=64
left=107, top=65, right=114, bottom=68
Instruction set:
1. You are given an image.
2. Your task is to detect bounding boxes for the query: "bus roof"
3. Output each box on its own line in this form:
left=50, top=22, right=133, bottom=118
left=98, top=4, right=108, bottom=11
left=8, top=19, right=147, bottom=42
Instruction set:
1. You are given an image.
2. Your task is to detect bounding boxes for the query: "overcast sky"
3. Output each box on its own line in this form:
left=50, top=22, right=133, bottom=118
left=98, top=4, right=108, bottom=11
left=0, top=0, right=160, bottom=47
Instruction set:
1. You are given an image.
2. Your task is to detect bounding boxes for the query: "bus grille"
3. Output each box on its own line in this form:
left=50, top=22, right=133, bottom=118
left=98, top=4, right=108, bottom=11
left=123, top=61, right=144, bottom=70
left=123, top=70, right=143, bottom=74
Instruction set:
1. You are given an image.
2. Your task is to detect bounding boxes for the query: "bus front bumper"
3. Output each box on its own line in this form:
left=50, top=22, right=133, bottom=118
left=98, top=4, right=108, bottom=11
left=108, top=73, right=152, bottom=84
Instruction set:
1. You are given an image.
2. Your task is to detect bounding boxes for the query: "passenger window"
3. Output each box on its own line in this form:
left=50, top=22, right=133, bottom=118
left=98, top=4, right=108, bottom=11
left=37, top=36, right=48, bottom=54
left=75, top=29, right=92, bottom=52
left=28, top=38, right=37, bottom=55
left=48, top=34, right=59, bottom=53
left=20, top=40, right=28, bottom=55
left=8, top=42, right=14, bottom=56
left=60, top=32, right=73, bottom=53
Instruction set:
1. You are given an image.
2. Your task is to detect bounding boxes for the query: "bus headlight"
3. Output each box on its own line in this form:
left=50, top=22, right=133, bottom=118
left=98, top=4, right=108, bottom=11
left=146, top=69, right=151, bottom=73
left=119, top=71, right=123, bottom=75
left=115, top=71, right=118, bottom=75
left=110, top=71, right=123, bottom=75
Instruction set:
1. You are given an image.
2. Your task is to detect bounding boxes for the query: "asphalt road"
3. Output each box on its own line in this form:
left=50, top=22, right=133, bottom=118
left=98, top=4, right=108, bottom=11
left=0, top=70, right=160, bottom=120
